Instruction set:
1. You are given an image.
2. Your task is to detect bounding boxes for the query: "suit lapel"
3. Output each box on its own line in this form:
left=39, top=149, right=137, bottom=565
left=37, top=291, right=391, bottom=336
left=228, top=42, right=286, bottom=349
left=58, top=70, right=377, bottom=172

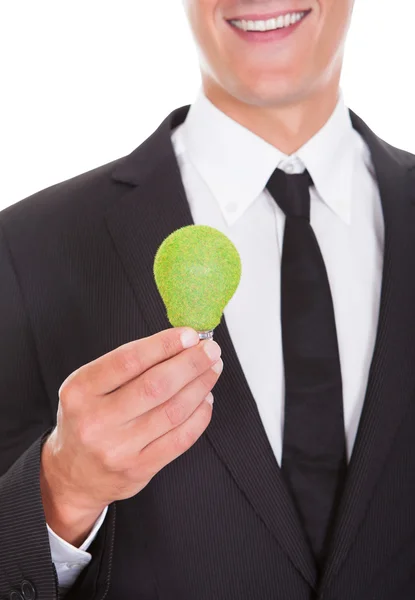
left=105, top=105, right=317, bottom=588
left=318, top=112, right=415, bottom=594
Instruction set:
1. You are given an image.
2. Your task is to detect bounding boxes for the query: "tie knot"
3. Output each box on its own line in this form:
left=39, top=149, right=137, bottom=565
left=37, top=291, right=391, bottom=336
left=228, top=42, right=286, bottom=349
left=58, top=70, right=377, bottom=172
left=266, top=167, right=313, bottom=220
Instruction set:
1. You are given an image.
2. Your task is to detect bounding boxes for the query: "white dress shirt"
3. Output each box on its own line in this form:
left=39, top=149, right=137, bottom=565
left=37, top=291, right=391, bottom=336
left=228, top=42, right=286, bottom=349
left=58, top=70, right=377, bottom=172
left=48, top=87, right=385, bottom=593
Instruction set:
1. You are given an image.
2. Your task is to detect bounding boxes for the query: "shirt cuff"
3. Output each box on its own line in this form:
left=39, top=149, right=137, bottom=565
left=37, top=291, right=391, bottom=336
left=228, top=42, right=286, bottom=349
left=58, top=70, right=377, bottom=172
left=47, top=505, right=109, bottom=562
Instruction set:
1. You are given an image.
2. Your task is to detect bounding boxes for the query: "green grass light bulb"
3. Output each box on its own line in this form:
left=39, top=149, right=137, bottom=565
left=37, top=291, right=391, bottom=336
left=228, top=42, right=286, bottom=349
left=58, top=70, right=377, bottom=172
left=153, top=225, right=242, bottom=339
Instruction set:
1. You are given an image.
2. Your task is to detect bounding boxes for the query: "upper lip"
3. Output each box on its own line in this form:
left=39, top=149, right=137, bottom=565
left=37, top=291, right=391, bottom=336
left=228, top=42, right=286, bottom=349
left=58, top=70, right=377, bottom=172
left=227, top=8, right=311, bottom=21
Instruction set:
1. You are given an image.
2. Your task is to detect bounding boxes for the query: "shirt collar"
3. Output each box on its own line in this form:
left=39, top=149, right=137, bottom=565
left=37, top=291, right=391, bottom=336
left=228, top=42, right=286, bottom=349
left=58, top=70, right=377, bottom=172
left=180, top=87, right=356, bottom=226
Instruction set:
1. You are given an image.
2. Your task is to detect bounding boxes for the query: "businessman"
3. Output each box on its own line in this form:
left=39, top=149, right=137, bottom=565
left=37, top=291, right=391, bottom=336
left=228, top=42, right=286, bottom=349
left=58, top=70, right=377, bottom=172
left=1, top=0, right=415, bottom=598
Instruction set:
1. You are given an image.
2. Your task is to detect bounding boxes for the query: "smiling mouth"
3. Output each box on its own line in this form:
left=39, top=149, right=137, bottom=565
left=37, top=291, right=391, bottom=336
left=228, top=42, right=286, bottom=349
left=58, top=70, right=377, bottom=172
left=227, top=9, right=312, bottom=33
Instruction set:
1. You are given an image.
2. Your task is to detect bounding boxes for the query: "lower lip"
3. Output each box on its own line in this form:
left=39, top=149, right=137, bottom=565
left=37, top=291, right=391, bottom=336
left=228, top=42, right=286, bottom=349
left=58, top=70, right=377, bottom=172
left=227, top=13, right=310, bottom=44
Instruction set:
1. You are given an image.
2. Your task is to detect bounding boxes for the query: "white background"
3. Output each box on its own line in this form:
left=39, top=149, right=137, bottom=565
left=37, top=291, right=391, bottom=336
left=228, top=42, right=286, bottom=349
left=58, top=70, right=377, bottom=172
left=1, top=0, right=414, bottom=209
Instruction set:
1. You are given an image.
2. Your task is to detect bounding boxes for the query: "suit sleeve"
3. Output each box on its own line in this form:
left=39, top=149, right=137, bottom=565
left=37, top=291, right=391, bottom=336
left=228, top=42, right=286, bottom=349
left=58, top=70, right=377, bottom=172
left=0, top=222, right=59, bottom=600
left=0, top=219, right=116, bottom=600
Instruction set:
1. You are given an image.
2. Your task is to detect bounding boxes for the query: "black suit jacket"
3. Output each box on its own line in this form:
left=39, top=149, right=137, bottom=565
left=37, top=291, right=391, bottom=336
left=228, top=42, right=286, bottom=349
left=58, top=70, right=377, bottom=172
left=1, top=105, right=415, bottom=600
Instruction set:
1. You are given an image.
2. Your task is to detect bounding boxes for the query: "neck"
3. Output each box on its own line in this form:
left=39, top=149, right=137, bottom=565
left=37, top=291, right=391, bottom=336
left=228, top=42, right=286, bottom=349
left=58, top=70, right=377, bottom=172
left=202, top=77, right=341, bottom=156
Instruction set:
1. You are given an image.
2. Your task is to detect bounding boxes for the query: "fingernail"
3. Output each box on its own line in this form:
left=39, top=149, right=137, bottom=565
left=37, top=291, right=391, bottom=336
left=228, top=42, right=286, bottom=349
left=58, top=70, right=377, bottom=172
left=211, top=359, right=223, bottom=374
left=180, top=328, right=199, bottom=349
left=205, top=392, right=214, bottom=406
left=203, top=340, right=221, bottom=362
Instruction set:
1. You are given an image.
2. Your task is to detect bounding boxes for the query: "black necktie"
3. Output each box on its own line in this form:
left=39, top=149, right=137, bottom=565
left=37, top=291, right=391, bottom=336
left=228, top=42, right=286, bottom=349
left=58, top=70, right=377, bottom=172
left=266, top=167, right=347, bottom=567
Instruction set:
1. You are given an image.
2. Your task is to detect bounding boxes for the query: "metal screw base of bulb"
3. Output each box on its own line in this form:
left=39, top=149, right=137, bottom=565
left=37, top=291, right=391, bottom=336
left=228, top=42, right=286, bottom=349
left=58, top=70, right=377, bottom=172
left=198, top=330, right=214, bottom=340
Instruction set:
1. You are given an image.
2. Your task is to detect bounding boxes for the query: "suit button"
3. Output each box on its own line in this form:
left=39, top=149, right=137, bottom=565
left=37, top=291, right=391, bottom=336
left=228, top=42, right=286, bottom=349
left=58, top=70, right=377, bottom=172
left=21, top=580, right=36, bottom=600
left=8, top=591, right=24, bottom=600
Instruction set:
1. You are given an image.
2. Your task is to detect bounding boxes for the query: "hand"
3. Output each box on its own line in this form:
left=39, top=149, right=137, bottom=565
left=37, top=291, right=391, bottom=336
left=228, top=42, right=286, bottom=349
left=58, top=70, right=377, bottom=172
left=40, top=327, right=222, bottom=544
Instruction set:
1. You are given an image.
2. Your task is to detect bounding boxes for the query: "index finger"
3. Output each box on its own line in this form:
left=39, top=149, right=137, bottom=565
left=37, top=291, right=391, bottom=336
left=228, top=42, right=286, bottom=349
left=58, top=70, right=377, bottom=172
left=66, top=327, right=200, bottom=396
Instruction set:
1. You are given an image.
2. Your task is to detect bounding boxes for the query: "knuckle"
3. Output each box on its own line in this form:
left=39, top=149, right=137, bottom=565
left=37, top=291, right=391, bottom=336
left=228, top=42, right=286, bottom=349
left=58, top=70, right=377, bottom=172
left=174, top=426, right=199, bottom=454
left=112, top=347, right=140, bottom=376
left=58, top=379, right=83, bottom=411
left=141, top=376, right=164, bottom=401
left=159, top=333, right=178, bottom=360
left=164, top=399, right=186, bottom=427
left=199, top=372, right=216, bottom=394
left=187, top=352, right=203, bottom=375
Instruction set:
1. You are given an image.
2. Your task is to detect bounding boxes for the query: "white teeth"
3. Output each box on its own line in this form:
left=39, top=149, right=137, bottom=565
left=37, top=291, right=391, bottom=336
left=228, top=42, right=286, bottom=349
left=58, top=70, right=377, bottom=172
left=230, top=11, right=306, bottom=32
left=276, top=15, right=285, bottom=28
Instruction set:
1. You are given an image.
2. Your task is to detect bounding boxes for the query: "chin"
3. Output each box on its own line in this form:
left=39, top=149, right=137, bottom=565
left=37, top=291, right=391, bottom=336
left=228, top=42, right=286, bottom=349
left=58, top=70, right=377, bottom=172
left=227, top=72, right=306, bottom=108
